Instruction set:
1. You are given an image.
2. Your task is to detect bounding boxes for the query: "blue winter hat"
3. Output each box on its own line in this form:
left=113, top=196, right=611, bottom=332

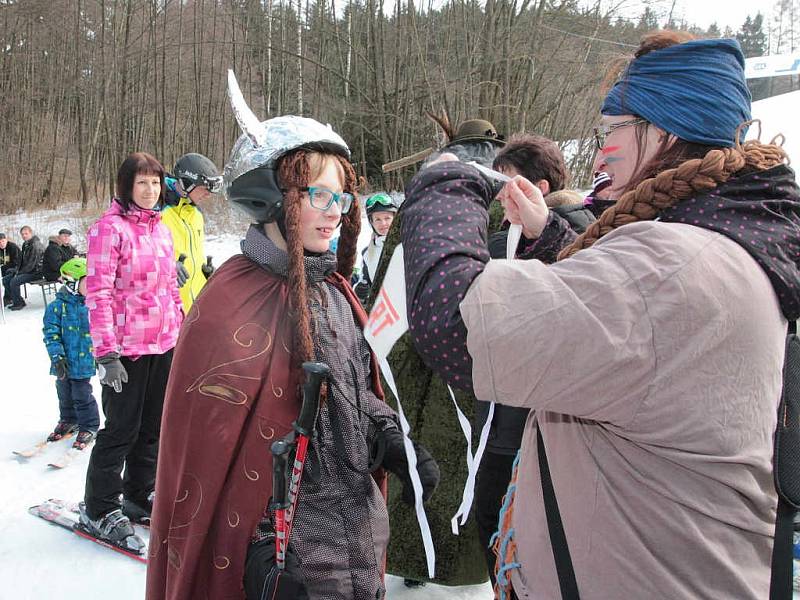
left=601, top=38, right=752, bottom=148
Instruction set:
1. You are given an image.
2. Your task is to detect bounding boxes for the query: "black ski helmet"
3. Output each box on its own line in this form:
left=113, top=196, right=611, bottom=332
left=174, top=153, right=222, bottom=196
left=224, top=72, right=350, bottom=223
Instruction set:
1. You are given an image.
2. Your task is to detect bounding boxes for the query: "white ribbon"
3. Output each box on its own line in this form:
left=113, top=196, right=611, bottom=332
left=364, top=245, right=436, bottom=578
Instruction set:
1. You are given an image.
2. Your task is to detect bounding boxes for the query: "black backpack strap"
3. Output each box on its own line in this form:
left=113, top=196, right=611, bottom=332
left=538, top=428, right=580, bottom=600
left=769, top=496, right=795, bottom=600
left=769, top=320, right=799, bottom=600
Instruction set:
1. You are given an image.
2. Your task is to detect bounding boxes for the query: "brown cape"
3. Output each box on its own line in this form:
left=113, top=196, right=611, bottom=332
left=146, top=254, right=386, bottom=600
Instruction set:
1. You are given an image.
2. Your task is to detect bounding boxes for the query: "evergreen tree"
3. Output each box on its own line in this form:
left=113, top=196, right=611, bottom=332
left=707, top=22, right=721, bottom=38
left=737, top=13, right=768, bottom=57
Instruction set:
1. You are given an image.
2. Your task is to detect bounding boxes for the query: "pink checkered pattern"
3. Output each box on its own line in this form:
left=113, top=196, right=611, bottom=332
left=86, top=200, right=184, bottom=359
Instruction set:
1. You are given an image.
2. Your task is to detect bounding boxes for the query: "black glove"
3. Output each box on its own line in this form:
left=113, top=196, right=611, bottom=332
left=176, top=255, right=189, bottom=288
left=54, top=357, right=68, bottom=380
left=381, top=428, right=440, bottom=505
left=201, top=256, right=214, bottom=279
left=244, top=537, right=309, bottom=600
left=97, top=353, right=128, bottom=393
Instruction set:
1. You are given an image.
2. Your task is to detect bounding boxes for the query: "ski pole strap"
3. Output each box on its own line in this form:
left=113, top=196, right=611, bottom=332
left=537, top=427, right=580, bottom=600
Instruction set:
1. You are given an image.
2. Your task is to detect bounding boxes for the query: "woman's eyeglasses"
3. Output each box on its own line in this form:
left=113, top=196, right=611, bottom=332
left=593, top=118, right=648, bottom=150
left=301, top=186, right=355, bottom=214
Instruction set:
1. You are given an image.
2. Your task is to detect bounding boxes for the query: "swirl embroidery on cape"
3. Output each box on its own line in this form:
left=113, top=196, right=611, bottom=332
left=227, top=507, right=240, bottom=528
left=213, top=555, right=231, bottom=570
left=169, top=472, right=203, bottom=532
left=258, top=419, right=275, bottom=440
left=186, top=324, right=273, bottom=405
left=243, top=449, right=260, bottom=481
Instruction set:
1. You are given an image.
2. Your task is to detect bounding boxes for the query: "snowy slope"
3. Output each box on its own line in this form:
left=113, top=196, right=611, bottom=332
left=0, top=233, right=492, bottom=600
left=749, top=89, right=800, bottom=165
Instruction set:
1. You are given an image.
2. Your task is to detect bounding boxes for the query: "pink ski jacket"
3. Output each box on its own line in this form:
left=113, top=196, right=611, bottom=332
left=86, top=200, right=183, bottom=359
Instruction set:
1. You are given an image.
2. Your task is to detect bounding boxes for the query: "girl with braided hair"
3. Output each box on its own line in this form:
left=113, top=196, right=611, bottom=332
left=398, top=31, right=800, bottom=599
left=146, top=109, right=439, bottom=600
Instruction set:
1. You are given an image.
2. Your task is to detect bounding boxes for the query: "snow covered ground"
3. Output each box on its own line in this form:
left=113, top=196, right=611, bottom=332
left=0, top=228, right=492, bottom=600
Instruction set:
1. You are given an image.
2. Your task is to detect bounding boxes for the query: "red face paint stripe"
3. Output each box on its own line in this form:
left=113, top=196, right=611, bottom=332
left=600, top=146, right=621, bottom=155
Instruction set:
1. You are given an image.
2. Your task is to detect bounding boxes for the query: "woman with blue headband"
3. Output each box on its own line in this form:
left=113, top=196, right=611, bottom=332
left=397, top=30, right=800, bottom=599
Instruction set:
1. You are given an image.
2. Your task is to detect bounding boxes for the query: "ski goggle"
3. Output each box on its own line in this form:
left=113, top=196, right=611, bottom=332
left=365, top=193, right=394, bottom=210
left=302, top=186, right=354, bottom=214
left=182, top=174, right=224, bottom=195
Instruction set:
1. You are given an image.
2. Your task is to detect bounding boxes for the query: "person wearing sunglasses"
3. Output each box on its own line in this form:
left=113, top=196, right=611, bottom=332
left=353, top=192, right=397, bottom=304
left=162, top=152, right=223, bottom=314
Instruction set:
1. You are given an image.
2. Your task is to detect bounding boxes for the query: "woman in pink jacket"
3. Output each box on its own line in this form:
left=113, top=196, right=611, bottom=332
left=79, top=152, right=183, bottom=555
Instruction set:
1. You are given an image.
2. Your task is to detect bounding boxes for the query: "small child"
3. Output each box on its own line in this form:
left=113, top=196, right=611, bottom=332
left=42, top=257, right=100, bottom=449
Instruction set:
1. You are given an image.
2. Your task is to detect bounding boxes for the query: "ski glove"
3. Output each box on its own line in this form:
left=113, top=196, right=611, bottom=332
left=244, top=536, right=309, bottom=600
left=201, top=256, right=214, bottom=280
left=97, top=353, right=128, bottom=393
left=54, top=357, right=68, bottom=380
left=176, top=259, right=190, bottom=288
left=381, top=428, right=440, bottom=505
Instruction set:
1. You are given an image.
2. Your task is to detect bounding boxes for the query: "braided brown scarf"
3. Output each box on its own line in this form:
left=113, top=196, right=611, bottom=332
left=558, top=140, right=787, bottom=260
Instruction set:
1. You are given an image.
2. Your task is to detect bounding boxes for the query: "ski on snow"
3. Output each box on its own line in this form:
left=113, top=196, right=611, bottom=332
left=47, top=443, right=94, bottom=469
left=29, top=499, right=148, bottom=563
left=12, top=434, right=75, bottom=458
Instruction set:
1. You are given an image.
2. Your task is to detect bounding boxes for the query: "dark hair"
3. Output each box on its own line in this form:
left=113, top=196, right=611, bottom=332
left=116, top=152, right=165, bottom=210
left=19, top=225, right=32, bottom=234
left=493, top=134, right=568, bottom=192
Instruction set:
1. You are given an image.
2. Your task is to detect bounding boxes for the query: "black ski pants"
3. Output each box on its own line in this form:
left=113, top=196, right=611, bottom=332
left=84, top=350, right=173, bottom=519
left=474, top=450, right=517, bottom=585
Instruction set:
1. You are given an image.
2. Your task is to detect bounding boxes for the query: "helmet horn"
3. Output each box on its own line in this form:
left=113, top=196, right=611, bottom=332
left=227, top=69, right=266, bottom=148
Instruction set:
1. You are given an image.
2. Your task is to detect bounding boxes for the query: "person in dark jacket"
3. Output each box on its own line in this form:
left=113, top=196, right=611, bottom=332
left=0, top=233, right=22, bottom=305
left=42, top=229, right=78, bottom=282
left=366, top=118, right=507, bottom=588
left=4, top=225, right=44, bottom=310
left=147, top=109, right=439, bottom=600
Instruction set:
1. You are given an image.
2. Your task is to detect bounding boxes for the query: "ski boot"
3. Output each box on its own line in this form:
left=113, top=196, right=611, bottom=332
left=122, top=491, right=154, bottom=526
left=72, top=430, right=96, bottom=450
left=47, top=421, right=78, bottom=442
left=403, top=579, right=426, bottom=588
left=78, top=503, right=146, bottom=556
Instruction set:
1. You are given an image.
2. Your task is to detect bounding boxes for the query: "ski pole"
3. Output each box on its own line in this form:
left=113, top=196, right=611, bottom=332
left=284, top=362, right=330, bottom=544
left=270, top=438, right=291, bottom=570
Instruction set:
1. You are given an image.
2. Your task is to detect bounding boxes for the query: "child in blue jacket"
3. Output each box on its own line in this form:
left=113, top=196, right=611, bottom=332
left=42, top=257, right=99, bottom=449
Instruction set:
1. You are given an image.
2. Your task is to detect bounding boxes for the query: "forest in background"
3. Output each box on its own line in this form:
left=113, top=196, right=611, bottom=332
left=0, top=0, right=782, bottom=213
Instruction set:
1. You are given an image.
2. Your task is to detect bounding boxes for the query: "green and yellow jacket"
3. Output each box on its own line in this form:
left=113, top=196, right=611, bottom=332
left=162, top=178, right=207, bottom=314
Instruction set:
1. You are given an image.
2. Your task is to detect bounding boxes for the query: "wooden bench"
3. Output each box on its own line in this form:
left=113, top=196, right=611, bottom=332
left=23, top=279, right=60, bottom=308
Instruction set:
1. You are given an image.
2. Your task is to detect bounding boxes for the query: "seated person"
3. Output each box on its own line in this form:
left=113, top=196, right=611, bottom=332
left=43, top=228, right=78, bottom=282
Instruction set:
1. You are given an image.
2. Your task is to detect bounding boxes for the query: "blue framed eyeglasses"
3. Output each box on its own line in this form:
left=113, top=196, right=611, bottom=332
left=301, top=186, right=355, bottom=214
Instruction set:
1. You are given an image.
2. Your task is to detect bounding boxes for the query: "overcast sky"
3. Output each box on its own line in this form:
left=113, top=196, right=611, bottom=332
left=605, top=0, right=771, bottom=31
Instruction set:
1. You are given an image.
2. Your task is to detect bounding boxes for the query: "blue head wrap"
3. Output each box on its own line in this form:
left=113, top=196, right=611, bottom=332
left=601, top=38, right=752, bottom=148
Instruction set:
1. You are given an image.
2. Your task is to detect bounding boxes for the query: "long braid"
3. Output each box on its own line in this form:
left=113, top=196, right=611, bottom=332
left=558, top=140, right=786, bottom=260
left=335, top=155, right=361, bottom=280
left=278, top=153, right=315, bottom=366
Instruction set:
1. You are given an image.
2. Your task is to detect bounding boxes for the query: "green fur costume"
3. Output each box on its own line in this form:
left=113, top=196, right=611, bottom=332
left=367, top=203, right=506, bottom=585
